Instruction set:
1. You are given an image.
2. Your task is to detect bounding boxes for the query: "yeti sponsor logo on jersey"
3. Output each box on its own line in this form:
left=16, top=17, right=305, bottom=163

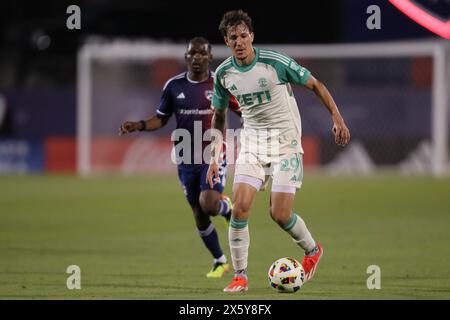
left=204, top=90, right=213, bottom=101
left=236, top=90, right=272, bottom=107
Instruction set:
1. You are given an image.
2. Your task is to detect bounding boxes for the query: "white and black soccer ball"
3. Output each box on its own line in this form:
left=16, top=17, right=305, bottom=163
left=268, top=257, right=305, bottom=293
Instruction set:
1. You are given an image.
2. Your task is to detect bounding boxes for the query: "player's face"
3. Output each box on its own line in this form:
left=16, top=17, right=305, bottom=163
left=185, top=42, right=211, bottom=74
left=224, top=24, right=254, bottom=61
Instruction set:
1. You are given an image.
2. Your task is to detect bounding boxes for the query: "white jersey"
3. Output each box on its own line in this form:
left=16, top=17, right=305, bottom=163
left=212, top=48, right=311, bottom=153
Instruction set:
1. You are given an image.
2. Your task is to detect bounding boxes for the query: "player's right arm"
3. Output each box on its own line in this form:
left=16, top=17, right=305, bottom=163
left=207, top=69, right=230, bottom=188
left=207, top=107, right=227, bottom=188
left=119, top=115, right=169, bottom=135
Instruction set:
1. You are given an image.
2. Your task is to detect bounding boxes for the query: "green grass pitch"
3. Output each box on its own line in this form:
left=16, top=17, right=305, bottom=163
left=0, top=174, right=449, bottom=299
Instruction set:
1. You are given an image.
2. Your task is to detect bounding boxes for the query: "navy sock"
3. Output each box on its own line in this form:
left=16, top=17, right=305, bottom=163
left=197, top=223, right=223, bottom=259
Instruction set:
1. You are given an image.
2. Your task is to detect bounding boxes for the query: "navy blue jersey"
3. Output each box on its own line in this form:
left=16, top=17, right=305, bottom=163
left=156, top=71, right=239, bottom=166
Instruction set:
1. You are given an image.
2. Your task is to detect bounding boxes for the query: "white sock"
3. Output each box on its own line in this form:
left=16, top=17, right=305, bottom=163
left=214, top=254, right=227, bottom=264
left=283, top=213, right=316, bottom=253
left=229, top=218, right=250, bottom=272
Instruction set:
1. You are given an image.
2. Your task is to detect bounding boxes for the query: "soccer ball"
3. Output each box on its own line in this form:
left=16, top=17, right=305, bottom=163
left=268, top=257, right=305, bottom=293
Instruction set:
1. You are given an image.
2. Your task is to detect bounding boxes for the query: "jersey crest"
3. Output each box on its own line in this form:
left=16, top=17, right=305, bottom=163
left=204, top=90, right=213, bottom=101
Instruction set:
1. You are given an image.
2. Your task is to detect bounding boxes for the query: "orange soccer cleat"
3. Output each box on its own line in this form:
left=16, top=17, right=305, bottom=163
left=301, top=243, right=323, bottom=283
left=223, top=276, right=248, bottom=293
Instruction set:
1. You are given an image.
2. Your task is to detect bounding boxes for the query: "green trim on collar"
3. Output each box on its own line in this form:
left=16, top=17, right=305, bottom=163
left=231, top=48, right=259, bottom=73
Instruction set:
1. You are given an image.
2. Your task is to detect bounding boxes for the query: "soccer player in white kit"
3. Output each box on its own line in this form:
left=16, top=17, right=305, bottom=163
left=207, top=10, right=351, bottom=292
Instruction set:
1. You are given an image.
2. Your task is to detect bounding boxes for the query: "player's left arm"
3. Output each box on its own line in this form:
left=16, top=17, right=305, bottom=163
left=303, top=75, right=351, bottom=147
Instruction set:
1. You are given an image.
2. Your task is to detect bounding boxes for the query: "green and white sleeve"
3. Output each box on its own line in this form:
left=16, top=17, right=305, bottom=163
left=259, top=49, right=311, bottom=86
left=212, top=73, right=230, bottom=110
left=282, top=58, right=311, bottom=86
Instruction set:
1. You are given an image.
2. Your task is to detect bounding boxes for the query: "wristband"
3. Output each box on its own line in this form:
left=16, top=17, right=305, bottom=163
left=138, top=120, right=146, bottom=131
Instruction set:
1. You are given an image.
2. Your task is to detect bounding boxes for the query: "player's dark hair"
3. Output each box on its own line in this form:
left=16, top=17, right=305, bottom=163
left=188, top=36, right=212, bottom=53
left=219, top=10, right=253, bottom=37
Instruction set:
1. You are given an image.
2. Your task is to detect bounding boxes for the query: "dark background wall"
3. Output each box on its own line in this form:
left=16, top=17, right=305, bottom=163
left=0, top=0, right=445, bottom=172
left=0, top=0, right=441, bottom=89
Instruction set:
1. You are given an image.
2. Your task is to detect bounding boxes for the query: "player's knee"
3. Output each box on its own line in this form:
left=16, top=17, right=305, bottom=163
left=232, top=201, right=251, bottom=220
left=199, top=194, right=219, bottom=216
left=269, top=206, right=291, bottom=226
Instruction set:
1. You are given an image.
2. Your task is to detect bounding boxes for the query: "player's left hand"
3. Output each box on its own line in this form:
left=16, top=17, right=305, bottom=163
left=332, top=116, right=350, bottom=147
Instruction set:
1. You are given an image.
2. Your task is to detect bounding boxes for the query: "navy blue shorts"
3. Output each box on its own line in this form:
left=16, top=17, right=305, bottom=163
left=177, top=162, right=227, bottom=206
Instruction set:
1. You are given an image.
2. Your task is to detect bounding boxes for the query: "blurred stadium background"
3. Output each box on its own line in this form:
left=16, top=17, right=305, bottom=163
left=0, top=0, right=449, bottom=299
left=0, top=0, right=448, bottom=176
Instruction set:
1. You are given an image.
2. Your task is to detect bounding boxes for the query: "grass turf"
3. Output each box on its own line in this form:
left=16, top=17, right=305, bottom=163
left=0, top=174, right=449, bottom=299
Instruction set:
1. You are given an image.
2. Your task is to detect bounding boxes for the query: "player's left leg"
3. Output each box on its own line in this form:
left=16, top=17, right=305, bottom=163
left=270, top=151, right=322, bottom=283
left=269, top=191, right=322, bottom=282
left=199, top=190, right=232, bottom=222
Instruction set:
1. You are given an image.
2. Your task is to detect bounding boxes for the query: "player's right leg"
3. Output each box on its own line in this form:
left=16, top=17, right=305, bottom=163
left=191, top=204, right=230, bottom=278
left=223, top=177, right=259, bottom=293
left=177, top=166, right=228, bottom=278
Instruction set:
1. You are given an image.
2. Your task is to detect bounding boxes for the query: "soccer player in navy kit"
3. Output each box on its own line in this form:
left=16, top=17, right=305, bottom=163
left=119, top=37, right=240, bottom=278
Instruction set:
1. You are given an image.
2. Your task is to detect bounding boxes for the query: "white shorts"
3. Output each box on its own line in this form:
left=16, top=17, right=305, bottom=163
left=234, top=129, right=304, bottom=192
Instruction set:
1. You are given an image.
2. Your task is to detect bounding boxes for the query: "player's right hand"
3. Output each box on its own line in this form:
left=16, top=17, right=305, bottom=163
left=206, top=162, right=220, bottom=188
left=119, top=121, right=138, bottom=136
